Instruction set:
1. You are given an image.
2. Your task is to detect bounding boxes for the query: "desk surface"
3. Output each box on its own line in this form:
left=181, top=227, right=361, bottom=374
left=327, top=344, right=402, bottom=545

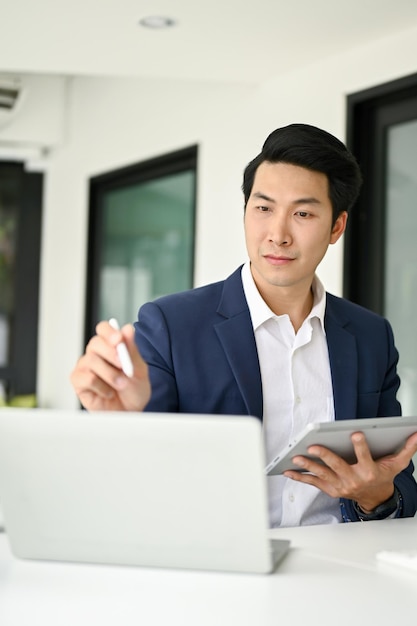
left=1, top=518, right=417, bottom=626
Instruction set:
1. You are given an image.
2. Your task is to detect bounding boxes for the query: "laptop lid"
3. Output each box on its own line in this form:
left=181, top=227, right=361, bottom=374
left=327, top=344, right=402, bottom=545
left=0, top=408, right=289, bottom=574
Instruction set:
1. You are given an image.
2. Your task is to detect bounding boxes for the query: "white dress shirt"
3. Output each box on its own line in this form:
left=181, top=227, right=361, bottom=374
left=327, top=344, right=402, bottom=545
left=241, top=262, right=341, bottom=527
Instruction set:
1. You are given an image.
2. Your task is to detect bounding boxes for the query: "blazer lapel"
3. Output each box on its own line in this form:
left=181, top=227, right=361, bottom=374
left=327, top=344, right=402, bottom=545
left=325, top=295, right=358, bottom=421
left=212, top=272, right=360, bottom=422
left=214, top=268, right=263, bottom=420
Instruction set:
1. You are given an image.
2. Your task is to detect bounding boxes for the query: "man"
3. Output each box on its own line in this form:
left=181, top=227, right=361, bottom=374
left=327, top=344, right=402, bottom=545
left=71, top=123, right=417, bottom=527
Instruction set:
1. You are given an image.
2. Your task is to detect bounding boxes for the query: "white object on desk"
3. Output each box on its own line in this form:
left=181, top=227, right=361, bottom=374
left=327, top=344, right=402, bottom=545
left=0, top=408, right=288, bottom=575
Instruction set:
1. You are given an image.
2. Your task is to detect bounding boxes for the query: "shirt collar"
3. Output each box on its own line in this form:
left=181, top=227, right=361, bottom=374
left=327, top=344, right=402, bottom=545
left=241, top=261, right=327, bottom=333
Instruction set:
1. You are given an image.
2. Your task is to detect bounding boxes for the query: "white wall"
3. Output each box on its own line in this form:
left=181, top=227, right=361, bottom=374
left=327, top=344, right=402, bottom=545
left=0, top=74, right=66, bottom=147
left=2, top=23, right=417, bottom=409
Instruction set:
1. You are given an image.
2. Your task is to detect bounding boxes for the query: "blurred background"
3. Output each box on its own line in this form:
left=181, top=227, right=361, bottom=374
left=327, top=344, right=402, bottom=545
left=0, top=0, right=417, bottom=411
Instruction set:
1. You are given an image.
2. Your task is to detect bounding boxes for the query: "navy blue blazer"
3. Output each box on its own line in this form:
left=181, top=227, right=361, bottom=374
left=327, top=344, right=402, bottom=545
left=134, top=266, right=417, bottom=519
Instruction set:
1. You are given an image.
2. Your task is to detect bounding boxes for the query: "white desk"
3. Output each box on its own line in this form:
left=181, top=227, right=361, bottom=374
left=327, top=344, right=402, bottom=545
left=1, top=518, right=417, bottom=626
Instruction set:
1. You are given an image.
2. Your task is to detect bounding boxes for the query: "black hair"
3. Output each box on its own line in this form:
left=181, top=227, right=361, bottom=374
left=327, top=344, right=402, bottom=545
left=242, top=123, right=362, bottom=224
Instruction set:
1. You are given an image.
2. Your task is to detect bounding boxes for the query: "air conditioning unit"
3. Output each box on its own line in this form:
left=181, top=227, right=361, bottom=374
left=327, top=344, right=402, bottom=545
left=0, top=76, right=23, bottom=130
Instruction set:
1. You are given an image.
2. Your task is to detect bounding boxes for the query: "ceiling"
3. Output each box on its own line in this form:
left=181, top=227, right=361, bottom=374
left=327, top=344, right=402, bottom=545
left=1, top=0, right=417, bottom=85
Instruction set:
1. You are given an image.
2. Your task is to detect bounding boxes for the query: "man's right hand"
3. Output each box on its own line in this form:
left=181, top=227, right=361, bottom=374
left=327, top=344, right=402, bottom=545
left=70, top=321, right=151, bottom=412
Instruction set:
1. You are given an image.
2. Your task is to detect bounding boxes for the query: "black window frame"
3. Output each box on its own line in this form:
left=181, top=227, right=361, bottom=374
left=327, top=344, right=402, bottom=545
left=84, top=145, right=198, bottom=347
left=0, top=162, right=43, bottom=399
left=344, top=72, right=417, bottom=314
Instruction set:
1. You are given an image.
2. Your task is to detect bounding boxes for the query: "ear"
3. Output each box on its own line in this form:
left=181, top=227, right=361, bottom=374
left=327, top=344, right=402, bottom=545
left=330, top=211, right=348, bottom=245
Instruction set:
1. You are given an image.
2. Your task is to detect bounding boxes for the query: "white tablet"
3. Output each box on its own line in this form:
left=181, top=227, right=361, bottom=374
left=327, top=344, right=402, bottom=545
left=265, top=415, right=417, bottom=475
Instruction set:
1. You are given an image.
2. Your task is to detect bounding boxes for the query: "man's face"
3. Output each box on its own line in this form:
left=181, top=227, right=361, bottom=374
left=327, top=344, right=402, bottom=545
left=244, top=161, right=347, bottom=298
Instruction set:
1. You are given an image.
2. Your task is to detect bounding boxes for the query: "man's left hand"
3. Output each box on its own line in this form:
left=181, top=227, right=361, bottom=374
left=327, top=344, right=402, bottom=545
left=283, top=431, right=417, bottom=512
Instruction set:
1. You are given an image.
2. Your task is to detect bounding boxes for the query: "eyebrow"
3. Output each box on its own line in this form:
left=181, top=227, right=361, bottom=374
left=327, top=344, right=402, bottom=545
left=252, top=192, right=275, bottom=203
left=251, top=191, right=322, bottom=206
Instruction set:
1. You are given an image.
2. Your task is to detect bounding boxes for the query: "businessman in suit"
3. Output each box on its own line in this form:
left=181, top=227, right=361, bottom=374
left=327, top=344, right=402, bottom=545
left=71, top=123, right=417, bottom=527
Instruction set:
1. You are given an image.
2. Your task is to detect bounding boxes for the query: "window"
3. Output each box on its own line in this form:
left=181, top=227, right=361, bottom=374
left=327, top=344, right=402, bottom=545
left=85, top=146, right=198, bottom=344
left=345, top=73, right=417, bottom=414
left=0, top=162, right=42, bottom=403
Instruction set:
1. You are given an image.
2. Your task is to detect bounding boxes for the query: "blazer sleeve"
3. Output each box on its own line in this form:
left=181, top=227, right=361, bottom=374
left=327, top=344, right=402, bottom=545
left=133, top=286, right=256, bottom=416
left=134, top=301, right=180, bottom=413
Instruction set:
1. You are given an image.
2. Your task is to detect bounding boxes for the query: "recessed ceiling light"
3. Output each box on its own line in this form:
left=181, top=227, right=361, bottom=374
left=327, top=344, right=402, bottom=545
left=139, top=16, right=176, bottom=29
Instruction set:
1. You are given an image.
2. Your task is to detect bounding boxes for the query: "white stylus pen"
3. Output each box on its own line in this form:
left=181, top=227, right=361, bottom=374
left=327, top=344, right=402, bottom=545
left=108, top=318, right=134, bottom=378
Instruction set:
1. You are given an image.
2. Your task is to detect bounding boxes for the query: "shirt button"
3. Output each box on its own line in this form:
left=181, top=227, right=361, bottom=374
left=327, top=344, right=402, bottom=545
left=295, top=396, right=301, bottom=404
left=289, top=493, right=295, bottom=502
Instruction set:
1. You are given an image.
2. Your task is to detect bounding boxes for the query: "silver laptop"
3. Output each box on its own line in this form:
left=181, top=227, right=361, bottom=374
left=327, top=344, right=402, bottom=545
left=0, top=408, right=289, bottom=574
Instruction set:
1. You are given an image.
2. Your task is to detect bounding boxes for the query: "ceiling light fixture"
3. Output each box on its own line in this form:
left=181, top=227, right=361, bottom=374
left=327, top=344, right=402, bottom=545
left=139, top=16, right=176, bottom=29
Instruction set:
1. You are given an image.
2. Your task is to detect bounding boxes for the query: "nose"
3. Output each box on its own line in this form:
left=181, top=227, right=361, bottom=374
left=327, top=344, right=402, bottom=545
left=268, top=213, right=292, bottom=246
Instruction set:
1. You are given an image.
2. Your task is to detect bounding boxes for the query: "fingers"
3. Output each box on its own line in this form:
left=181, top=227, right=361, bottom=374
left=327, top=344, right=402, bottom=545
left=283, top=450, right=342, bottom=498
left=282, top=429, right=416, bottom=507
left=118, top=324, right=149, bottom=379
left=350, top=431, right=374, bottom=464
left=404, top=432, right=417, bottom=453
left=385, top=432, right=417, bottom=471
left=282, top=435, right=376, bottom=500
left=96, top=321, right=149, bottom=381
left=70, top=348, right=123, bottom=406
left=288, top=433, right=373, bottom=478
left=86, top=331, right=126, bottom=384
left=291, top=444, right=351, bottom=476
left=70, top=320, right=151, bottom=412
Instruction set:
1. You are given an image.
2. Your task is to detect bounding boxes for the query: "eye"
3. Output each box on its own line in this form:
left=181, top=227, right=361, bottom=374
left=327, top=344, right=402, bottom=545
left=257, top=205, right=271, bottom=212
left=296, top=211, right=310, bottom=218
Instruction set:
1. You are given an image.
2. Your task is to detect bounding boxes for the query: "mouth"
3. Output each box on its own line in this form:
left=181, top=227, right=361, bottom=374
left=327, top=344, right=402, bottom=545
left=263, top=254, right=295, bottom=266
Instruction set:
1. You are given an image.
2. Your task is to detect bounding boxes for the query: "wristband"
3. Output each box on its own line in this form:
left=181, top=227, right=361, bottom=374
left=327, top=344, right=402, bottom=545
left=353, top=487, right=401, bottom=521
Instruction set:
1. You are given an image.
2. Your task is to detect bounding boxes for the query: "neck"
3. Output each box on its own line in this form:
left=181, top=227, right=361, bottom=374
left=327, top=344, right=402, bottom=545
left=255, top=279, right=315, bottom=333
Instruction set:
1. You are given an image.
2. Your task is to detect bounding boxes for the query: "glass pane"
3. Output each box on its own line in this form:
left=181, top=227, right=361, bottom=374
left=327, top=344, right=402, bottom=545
left=0, top=166, right=19, bottom=369
left=384, top=119, right=417, bottom=414
left=98, top=170, right=195, bottom=325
